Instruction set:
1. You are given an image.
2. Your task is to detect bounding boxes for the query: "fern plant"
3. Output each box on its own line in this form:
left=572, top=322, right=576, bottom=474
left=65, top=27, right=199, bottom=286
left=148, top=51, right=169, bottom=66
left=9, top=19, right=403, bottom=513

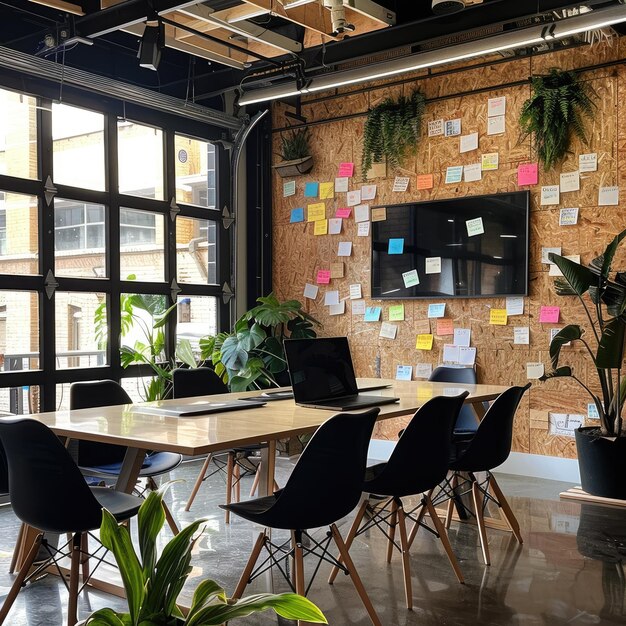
left=278, top=128, right=310, bottom=161
left=519, top=68, right=596, bottom=170
left=361, top=90, right=426, bottom=178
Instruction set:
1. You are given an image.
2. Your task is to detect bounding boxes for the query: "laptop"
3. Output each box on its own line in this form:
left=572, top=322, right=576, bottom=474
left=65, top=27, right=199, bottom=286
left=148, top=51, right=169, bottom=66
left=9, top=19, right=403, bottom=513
left=283, top=337, right=399, bottom=411
left=131, top=398, right=266, bottom=417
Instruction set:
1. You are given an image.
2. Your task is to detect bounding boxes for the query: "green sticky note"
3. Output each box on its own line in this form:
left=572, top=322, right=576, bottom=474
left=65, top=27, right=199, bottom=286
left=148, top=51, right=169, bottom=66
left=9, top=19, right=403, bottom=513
left=389, top=305, right=405, bottom=321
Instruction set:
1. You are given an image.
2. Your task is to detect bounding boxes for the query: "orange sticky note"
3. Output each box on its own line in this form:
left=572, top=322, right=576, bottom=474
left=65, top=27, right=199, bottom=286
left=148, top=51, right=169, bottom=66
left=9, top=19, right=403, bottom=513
left=436, top=319, right=454, bottom=336
left=490, top=309, right=508, bottom=325
left=371, top=207, right=387, bottom=222
left=416, top=174, right=434, bottom=190
left=416, top=334, right=434, bottom=350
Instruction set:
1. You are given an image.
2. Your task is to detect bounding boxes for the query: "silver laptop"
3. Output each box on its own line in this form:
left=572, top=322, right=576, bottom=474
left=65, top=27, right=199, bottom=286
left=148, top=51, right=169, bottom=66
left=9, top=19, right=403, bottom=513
left=131, top=398, right=266, bottom=417
left=284, top=337, right=399, bottom=411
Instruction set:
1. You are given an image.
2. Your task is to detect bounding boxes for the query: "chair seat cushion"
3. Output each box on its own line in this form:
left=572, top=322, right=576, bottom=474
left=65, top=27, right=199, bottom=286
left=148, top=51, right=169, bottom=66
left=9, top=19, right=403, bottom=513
left=81, top=452, right=182, bottom=477
left=220, top=494, right=278, bottom=525
left=90, top=487, right=143, bottom=521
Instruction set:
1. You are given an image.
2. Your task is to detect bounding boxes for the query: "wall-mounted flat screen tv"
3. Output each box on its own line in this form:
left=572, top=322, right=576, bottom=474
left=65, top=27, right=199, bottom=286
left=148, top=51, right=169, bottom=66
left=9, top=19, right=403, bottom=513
left=371, top=191, right=530, bottom=299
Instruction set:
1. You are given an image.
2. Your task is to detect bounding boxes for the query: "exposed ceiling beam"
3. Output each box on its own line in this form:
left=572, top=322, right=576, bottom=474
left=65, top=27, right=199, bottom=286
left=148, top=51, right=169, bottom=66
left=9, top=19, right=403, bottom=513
left=212, top=4, right=270, bottom=23
left=29, top=0, right=85, bottom=15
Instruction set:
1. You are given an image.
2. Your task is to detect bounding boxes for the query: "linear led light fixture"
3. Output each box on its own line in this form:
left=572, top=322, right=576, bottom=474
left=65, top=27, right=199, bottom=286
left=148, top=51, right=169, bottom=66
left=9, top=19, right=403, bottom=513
left=238, top=3, right=626, bottom=105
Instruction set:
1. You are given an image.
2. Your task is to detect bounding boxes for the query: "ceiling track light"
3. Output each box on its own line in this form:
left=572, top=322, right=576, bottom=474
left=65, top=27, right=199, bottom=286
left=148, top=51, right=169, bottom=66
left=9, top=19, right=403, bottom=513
left=138, top=18, right=164, bottom=71
left=238, top=3, right=626, bottom=105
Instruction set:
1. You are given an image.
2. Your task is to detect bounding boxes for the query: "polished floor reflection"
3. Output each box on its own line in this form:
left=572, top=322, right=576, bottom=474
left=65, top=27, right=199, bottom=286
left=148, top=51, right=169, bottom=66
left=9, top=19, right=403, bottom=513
left=0, top=458, right=625, bottom=625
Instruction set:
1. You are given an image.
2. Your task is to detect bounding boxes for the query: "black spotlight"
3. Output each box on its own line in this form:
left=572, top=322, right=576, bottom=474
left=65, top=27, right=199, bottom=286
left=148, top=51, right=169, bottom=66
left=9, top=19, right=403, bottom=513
left=138, top=20, right=164, bottom=71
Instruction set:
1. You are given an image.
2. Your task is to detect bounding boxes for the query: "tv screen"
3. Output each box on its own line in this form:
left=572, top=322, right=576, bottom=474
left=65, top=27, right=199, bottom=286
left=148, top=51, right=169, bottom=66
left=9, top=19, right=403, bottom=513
left=371, top=191, right=530, bottom=299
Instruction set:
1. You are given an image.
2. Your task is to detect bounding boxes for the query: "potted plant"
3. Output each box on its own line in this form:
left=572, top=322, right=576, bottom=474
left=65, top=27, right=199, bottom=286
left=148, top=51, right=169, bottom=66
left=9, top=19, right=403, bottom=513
left=200, top=293, right=320, bottom=391
left=274, top=127, right=313, bottom=177
left=361, top=90, right=425, bottom=179
left=540, top=228, right=626, bottom=499
left=83, top=488, right=326, bottom=625
left=519, top=68, right=596, bottom=170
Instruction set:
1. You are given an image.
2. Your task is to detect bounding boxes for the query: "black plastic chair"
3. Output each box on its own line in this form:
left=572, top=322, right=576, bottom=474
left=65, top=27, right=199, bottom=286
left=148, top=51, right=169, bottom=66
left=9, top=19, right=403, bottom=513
left=328, top=393, right=468, bottom=609
left=69, top=380, right=182, bottom=534
left=445, top=384, right=531, bottom=565
left=0, top=418, right=142, bottom=626
left=222, top=409, right=383, bottom=626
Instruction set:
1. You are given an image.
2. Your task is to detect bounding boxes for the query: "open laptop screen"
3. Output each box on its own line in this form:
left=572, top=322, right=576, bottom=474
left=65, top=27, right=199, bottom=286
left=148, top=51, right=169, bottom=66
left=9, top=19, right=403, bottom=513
left=284, top=337, right=359, bottom=403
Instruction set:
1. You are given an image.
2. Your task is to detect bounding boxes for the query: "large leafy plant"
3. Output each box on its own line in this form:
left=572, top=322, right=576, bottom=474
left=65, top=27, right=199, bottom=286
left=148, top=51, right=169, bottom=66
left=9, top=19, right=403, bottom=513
left=541, top=229, right=626, bottom=437
left=519, top=68, right=596, bottom=170
left=86, top=488, right=326, bottom=625
left=361, top=89, right=425, bottom=178
left=199, top=293, right=319, bottom=392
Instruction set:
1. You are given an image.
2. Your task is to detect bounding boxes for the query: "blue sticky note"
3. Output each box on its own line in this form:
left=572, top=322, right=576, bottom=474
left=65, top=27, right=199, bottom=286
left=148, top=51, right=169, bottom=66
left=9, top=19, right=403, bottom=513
left=304, top=182, right=319, bottom=197
left=395, top=365, right=413, bottom=381
left=388, top=238, right=404, bottom=255
left=290, top=208, right=304, bottom=223
left=427, top=303, right=446, bottom=318
left=364, top=306, right=382, bottom=322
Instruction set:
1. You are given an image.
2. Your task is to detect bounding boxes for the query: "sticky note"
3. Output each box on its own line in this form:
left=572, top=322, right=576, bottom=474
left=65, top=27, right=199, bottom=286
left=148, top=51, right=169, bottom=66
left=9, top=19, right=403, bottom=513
left=415, top=363, right=433, bottom=379
left=527, top=363, right=545, bottom=379
left=539, top=306, right=560, bottom=323
left=445, top=166, right=463, bottom=184
left=445, top=119, right=461, bottom=137
left=283, top=180, right=296, bottom=197
left=487, top=115, right=505, bottom=135
left=354, top=204, right=370, bottom=223
left=357, top=222, right=370, bottom=237
left=307, top=203, right=325, bottom=222
left=541, top=186, right=560, bottom=205
left=349, top=284, right=362, bottom=299
left=599, top=186, right=619, bottom=206
left=337, top=241, right=352, bottom=257
left=490, top=309, right=508, bottom=325
left=335, top=207, right=351, bottom=219
left=364, top=306, right=382, bottom=322
left=542, top=247, right=561, bottom=264
left=402, top=269, right=419, bottom=288
left=335, top=177, right=349, bottom=193
left=588, top=403, right=600, bottom=419
left=459, top=346, right=477, bottom=366
left=436, top=319, right=454, bottom=336
left=361, top=185, right=377, bottom=201
left=329, top=301, right=345, bottom=316
left=559, top=208, right=579, bottom=226
left=393, top=177, right=409, bottom=192
left=427, top=303, right=446, bottom=318
left=506, top=296, right=524, bottom=316
left=388, top=304, right=405, bottom=321
left=347, top=190, right=361, bottom=206
left=579, top=153, right=597, bottom=172
left=425, top=257, right=441, bottom=274
left=303, top=283, right=318, bottom=300
left=290, top=208, right=304, bottom=223
left=314, top=219, right=328, bottom=235
left=466, top=217, right=484, bottom=237
left=320, top=182, right=335, bottom=199
left=324, top=290, right=339, bottom=305
left=416, top=174, right=434, bottom=190
left=560, top=171, right=580, bottom=193
left=328, top=218, right=342, bottom=234
left=316, top=269, right=331, bottom=284
left=352, top=300, right=366, bottom=315
left=380, top=322, right=398, bottom=340
left=481, top=153, right=499, bottom=171
left=514, top=327, right=529, bottom=345
left=428, top=119, right=444, bottom=136
left=304, top=182, right=319, bottom=197
left=518, top=163, right=538, bottom=186
left=488, top=96, right=506, bottom=117
left=388, top=238, right=404, bottom=255
left=371, top=207, right=387, bottom=222
left=338, top=162, right=354, bottom=177
left=416, top=334, right=434, bottom=350
left=464, top=163, right=482, bottom=182
left=442, top=344, right=460, bottom=363
left=396, top=365, right=413, bottom=381
left=415, top=319, right=431, bottom=334
left=460, top=132, right=479, bottom=153
left=454, top=328, right=471, bottom=347
left=330, top=262, right=344, bottom=278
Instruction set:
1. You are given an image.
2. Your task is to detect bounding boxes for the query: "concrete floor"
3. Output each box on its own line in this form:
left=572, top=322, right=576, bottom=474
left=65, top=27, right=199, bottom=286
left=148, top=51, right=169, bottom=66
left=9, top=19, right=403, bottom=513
left=0, top=457, right=624, bottom=625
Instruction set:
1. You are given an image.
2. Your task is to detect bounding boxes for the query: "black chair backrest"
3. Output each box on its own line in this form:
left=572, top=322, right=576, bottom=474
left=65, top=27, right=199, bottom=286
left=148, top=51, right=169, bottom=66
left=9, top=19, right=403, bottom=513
left=172, top=367, right=228, bottom=399
left=429, top=366, right=480, bottom=432
left=0, top=418, right=105, bottom=533
left=70, top=380, right=132, bottom=466
left=452, top=384, right=531, bottom=472
left=268, top=409, right=380, bottom=530
left=366, top=393, right=469, bottom=498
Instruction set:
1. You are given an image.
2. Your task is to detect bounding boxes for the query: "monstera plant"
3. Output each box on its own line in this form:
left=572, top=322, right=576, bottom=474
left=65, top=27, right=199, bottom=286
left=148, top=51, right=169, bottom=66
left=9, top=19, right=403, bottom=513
left=200, top=293, right=320, bottom=391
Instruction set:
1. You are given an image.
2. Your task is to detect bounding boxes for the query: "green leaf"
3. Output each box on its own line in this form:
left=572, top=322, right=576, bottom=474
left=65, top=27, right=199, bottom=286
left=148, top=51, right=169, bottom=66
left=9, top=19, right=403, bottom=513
left=549, top=253, right=595, bottom=295
left=220, top=336, right=249, bottom=371
left=86, top=608, right=127, bottom=625
left=539, top=366, right=572, bottom=381
left=176, top=339, right=197, bottom=369
left=596, top=316, right=626, bottom=369
left=599, top=228, right=626, bottom=281
left=549, top=325, right=583, bottom=369
left=238, top=323, right=266, bottom=352
left=137, top=490, right=166, bottom=578
left=186, top=579, right=227, bottom=621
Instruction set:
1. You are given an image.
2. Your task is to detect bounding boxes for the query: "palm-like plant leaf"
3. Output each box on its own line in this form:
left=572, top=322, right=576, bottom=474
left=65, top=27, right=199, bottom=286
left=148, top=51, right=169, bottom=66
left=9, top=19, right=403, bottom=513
left=596, top=317, right=626, bottom=369
left=549, top=253, right=595, bottom=295
left=549, top=325, right=583, bottom=369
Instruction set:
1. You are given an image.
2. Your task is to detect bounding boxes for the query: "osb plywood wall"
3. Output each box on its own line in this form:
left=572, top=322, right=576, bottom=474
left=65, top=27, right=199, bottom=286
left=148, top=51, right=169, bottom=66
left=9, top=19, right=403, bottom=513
left=271, top=39, right=626, bottom=459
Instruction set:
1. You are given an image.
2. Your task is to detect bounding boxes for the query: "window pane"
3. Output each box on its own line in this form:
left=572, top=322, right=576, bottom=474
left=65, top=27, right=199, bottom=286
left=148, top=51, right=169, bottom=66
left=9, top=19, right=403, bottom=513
left=176, top=216, right=218, bottom=284
left=0, top=88, right=38, bottom=180
left=120, top=208, right=165, bottom=282
left=176, top=296, right=217, bottom=357
left=55, top=199, right=107, bottom=278
left=175, top=136, right=217, bottom=209
left=0, top=290, right=40, bottom=372
left=0, top=385, right=40, bottom=414
left=0, top=191, right=39, bottom=274
left=118, top=120, right=164, bottom=200
left=55, top=292, right=107, bottom=368
left=52, top=103, right=105, bottom=191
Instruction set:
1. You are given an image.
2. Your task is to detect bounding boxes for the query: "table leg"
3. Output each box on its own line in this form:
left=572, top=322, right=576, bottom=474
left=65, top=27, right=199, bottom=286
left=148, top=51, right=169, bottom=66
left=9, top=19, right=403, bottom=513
left=470, top=400, right=487, bottom=422
left=115, top=447, right=148, bottom=493
left=258, top=440, right=277, bottom=497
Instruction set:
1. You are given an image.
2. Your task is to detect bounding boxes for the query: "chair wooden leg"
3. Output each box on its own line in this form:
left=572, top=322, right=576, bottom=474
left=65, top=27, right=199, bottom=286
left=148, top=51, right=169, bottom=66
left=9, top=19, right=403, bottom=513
left=397, top=506, right=413, bottom=610
left=407, top=490, right=432, bottom=550
left=446, top=474, right=459, bottom=530
left=80, top=533, right=90, bottom=582
left=425, top=496, right=464, bottom=584
left=328, top=500, right=368, bottom=584
left=9, top=523, right=26, bottom=574
left=225, top=452, right=234, bottom=524
left=67, top=533, right=81, bottom=626
left=185, top=454, right=212, bottom=512
left=0, top=533, right=43, bottom=624
left=232, top=532, right=267, bottom=600
left=234, top=463, right=241, bottom=503
left=488, top=474, right=523, bottom=544
left=387, top=499, right=398, bottom=563
left=330, top=524, right=381, bottom=626
left=471, top=479, right=490, bottom=566
left=162, top=501, right=179, bottom=536
left=293, top=534, right=307, bottom=626
left=249, top=465, right=261, bottom=497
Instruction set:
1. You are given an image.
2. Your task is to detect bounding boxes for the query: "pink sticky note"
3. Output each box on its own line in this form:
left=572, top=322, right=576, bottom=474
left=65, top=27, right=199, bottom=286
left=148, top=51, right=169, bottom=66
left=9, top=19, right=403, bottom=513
left=335, top=207, right=352, bottom=219
left=316, top=269, right=331, bottom=284
left=539, top=306, right=560, bottom=323
left=518, top=163, right=538, bottom=186
left=338, top=162, right=354, bottom=177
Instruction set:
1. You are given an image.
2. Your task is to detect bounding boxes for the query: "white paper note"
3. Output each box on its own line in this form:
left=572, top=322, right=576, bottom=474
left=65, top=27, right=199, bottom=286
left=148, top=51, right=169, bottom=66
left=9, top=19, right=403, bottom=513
left=487, top=115, right=505, bottom=135
left=442, top=344, right=460, bottom=364
left=445, top=119, right=462, bottom=137
left=579, top=153, right=597, bottom=172
left=542, top=247, right=562, bottom=264
left=324, top=290, right=339, bottom=306
left=541, top=185, right=560, bottom=205
left=328, top=218, right=342, bottom=235
left=560, top=171, right=580, bottom=193
left=335, top=177, right=349, bottom=193
left=361, top=185, right=377, bottom=201
left=283, top=180, right=296, bottom=197
left=527, top=362, right=545, bottom=379
left=354, top=204, right=370, bottom=223
left=445, top=166, right=463, bottom=184
left=415, top=363, right=433, bottom=379
left=349, top=284, right=362, bottom=299
left=303, top=283, right=318, bottom=300
left=352, top=300, right=366, bottom=315
left=396, top=365, right=413, bottom=381
left=487, top=96, right=506, bottom=117
left=506, top=296, right=524, bottom=316
left=402, top=269, right=419, bottom=288
left=337, top=241, right=352, bottom=257
left=453, top=328, right=471, bottom=347
left=514, top=327, right=530, bottom=345
left=357, top=221, right=370, bottom=237
left=393, top=176, right=410, bottom=192
left=379, top=322, right=398, bottom=340
left=425, top=257, right=442, bottom=274
left=466, top=217, right=484, bottom=237
left=329, top=301, right=345, bottom=316
left=599, top=186, right=619, bottom=206
left=460, top=132, right=479, bottom=153
left=464, top=163, right=482, bottom=182
left=559, top=208, right=579, bottom=226
left=346, top=190, right=361, bottom=207
left=459, top=346, right=477, bottom=366
left=428, top=119, right=444, bottom=137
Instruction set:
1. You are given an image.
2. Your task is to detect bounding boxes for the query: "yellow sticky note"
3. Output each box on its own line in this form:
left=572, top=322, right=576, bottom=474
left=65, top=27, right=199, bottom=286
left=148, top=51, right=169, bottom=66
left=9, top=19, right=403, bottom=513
left=319, top=182, right=335, bottom=199
left=389, top=304, right=405, bottom=321
left=490, top=309, right=508, bottom=325
left=330, top=262, right=344, bottom=278
left=371, top=207, right=387, bottom=222
left=416, top=334, right=434, bottom=350
left=307, top=203, right=326, bottom=222
left=314, top=219, right=328, bottom=235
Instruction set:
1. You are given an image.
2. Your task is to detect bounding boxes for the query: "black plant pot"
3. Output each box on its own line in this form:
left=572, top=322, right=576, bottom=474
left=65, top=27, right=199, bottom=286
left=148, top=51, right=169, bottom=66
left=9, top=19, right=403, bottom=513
left=576, top=427, right=626, bottom=500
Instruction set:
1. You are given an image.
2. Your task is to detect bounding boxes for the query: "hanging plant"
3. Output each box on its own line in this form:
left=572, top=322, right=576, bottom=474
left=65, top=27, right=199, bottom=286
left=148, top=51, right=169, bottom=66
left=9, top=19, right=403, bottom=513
left=519, top=68, right=597, bottom=170
left=361, top=90, right=426, bottom=178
